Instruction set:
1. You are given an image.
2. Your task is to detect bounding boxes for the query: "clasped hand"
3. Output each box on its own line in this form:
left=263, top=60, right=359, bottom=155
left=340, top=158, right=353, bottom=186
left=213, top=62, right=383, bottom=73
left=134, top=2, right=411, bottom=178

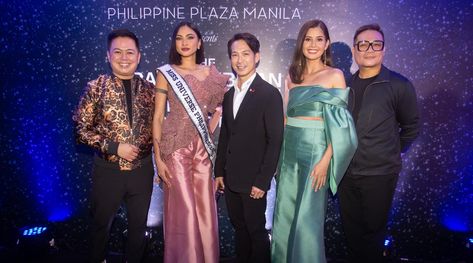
left=117, top=143, right=139, bottom=162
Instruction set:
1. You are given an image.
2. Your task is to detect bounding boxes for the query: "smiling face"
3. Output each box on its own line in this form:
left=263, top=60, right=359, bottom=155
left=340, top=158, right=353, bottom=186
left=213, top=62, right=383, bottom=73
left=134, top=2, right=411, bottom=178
left=230, top=39, right=260, bottom=83
left=352, top=29, right=385, bottom=70
left=107, top=37, right=140, bottom=79
left=175, top=25, right=201, bottom=59
left=302, top=26, right=329, bottom=61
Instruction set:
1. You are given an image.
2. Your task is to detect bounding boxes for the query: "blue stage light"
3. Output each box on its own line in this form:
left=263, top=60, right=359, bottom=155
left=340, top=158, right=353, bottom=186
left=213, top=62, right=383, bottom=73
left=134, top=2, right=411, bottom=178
left=48, top=208, right=71, bottom=222
left=21, top=226, right=48, bottom=236
left=442, top=211, right=471, bottom=232
left=384, top=239, right=390, bottom=247
left=16, top=225, right=55, bottom=261
left=382, top=236, right=394, bottom=258
left=466, top=237, right=473, bottom=251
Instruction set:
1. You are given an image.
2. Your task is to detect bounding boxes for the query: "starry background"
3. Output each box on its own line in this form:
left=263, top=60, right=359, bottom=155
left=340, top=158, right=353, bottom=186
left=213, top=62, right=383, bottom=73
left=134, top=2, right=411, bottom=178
left=1, top=0, right=472, bottom=261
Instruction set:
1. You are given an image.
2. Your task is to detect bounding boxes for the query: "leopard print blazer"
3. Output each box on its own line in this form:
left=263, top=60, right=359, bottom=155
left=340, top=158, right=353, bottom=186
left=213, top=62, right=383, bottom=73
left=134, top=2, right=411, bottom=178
left=73, top=74, right=155, bottom=170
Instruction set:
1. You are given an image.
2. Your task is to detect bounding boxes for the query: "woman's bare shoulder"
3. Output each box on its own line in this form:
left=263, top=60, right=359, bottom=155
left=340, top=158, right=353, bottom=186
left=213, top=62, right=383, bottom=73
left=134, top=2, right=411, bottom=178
left=327, top=67, right=346, bottom=88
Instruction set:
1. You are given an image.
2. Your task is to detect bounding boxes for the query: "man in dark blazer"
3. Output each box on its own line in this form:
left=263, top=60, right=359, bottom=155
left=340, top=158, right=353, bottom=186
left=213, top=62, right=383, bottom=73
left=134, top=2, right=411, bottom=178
left=215, top=33, right=284, bottom=263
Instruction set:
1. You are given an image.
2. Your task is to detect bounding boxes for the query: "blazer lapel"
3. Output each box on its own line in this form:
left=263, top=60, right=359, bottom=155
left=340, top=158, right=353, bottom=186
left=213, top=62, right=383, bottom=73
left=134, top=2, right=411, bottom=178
left=234, top=74, right=261, bottom=121
left=226, top=88, right=235, bottom=120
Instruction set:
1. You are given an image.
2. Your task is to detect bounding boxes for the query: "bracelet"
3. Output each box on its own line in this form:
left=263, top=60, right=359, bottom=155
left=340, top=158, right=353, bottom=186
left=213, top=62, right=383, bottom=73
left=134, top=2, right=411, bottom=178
left=155, top=87, right=168, bottom=95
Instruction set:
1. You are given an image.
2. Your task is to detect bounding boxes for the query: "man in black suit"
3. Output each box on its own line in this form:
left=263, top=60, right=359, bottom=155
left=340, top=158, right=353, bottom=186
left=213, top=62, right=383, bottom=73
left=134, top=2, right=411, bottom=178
left=215, top=33, right=284, bottom=263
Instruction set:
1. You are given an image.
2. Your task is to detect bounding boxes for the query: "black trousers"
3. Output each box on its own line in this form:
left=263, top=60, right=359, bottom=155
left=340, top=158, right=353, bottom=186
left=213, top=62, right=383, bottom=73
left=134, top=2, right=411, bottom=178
left=225, top=188, right=270, bottom=263
left=89, top=161, right=154, bottom=263
left=338, top=174, right=399, bottom=263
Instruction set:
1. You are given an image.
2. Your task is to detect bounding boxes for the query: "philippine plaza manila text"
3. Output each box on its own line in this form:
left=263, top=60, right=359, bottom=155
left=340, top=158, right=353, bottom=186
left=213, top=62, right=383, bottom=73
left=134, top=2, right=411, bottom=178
left=107, top=6, right=302, bottom=20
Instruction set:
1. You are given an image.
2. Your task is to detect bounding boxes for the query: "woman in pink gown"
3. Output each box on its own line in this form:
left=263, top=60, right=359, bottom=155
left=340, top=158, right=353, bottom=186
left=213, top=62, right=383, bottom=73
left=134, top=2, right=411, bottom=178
left=152, top=22, right=229, bottom=263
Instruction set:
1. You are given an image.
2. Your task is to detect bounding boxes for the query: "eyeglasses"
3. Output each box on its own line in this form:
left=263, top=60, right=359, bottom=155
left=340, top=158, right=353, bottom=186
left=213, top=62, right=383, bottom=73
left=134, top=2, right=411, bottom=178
left=354, top=40, right=384, bottom=52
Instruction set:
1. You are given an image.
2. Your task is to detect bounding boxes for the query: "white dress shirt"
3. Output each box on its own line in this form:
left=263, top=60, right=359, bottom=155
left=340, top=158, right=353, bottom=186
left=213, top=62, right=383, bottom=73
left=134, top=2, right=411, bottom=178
left=233, top=73, right=257, bottom=119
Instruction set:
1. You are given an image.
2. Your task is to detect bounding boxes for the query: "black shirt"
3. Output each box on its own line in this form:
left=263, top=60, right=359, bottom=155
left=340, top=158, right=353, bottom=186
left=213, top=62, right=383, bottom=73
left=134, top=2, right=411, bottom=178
left=122, top=79, right=133, bottom=127
left=351, top=74, right=377, bottom=124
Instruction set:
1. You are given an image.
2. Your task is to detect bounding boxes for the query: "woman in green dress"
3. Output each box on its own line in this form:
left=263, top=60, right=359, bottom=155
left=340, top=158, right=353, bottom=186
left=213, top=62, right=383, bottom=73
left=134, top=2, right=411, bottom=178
left=271, top=19, right=358, bottom=263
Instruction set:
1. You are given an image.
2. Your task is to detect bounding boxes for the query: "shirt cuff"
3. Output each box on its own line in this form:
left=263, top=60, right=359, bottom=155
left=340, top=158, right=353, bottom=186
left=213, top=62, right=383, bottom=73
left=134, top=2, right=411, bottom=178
left=107, top=142, right=119, bottom=155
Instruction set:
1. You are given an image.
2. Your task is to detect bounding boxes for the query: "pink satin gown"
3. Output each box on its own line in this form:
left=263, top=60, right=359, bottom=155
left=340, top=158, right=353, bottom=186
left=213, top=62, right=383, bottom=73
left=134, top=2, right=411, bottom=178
left=163, top=136, right=219, bottom=263
left=159, top=65, right=228, bottom=263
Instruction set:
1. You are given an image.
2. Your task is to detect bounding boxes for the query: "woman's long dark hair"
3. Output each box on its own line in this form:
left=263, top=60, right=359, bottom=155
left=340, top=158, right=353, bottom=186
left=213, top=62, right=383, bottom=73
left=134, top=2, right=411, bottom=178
left=169, top=22, right=205, bottom=65
left=289, top=19, right=333, bottom=84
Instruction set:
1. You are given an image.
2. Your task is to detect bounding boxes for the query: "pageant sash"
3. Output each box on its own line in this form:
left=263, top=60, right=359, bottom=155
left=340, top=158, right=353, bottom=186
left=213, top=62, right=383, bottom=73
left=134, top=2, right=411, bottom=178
left=158, top=64, right=216, bottom=164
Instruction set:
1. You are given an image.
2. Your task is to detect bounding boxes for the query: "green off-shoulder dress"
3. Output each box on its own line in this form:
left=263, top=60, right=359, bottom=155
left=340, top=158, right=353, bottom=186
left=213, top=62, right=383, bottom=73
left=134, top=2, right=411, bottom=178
left=271, top=86, right=358, bottom=263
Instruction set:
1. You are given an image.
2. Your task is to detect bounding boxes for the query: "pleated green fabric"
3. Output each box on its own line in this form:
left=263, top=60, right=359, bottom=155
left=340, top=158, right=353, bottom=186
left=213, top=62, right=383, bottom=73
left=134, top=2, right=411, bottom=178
left=271, top=86, right=357, bottom=263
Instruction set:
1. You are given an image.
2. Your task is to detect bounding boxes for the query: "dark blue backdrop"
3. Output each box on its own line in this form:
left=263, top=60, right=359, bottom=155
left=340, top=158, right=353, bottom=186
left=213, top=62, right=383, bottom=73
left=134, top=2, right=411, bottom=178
left=1, top=0, right=472, bottom=261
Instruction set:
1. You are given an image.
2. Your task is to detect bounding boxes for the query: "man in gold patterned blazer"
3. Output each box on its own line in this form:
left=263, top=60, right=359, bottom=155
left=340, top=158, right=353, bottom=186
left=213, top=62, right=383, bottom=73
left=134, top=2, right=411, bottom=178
left=73, top=29, right=155, bottom=263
